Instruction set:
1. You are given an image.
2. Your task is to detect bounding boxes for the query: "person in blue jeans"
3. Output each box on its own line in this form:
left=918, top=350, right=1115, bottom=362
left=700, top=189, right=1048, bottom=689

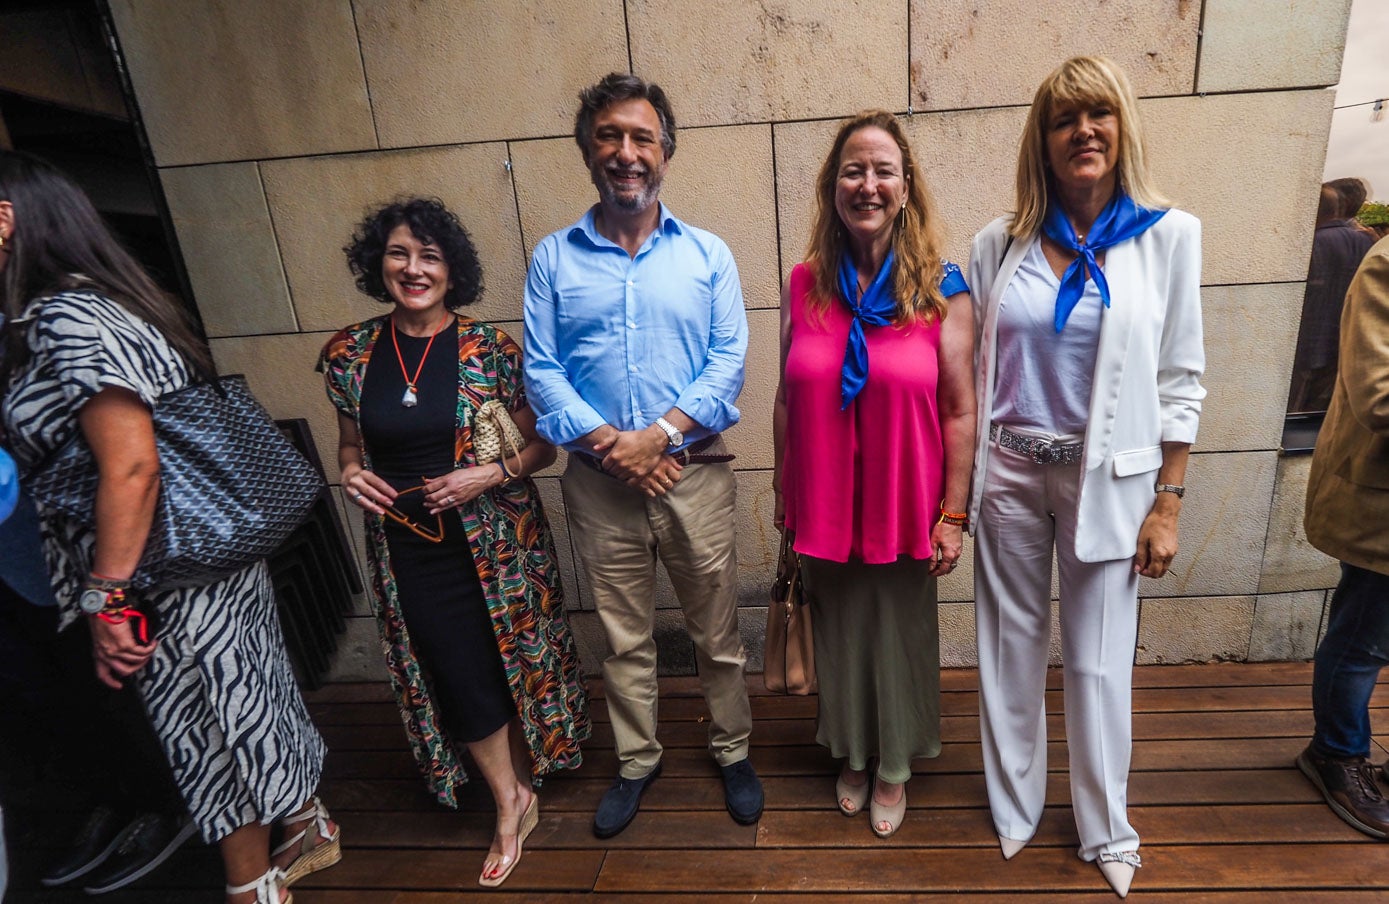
left=1298, top=235, right=1389, bottom=838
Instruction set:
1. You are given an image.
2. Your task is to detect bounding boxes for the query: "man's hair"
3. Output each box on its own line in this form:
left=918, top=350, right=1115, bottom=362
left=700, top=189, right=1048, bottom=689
left=1317, top=184, right=1342, bottom=225
left=573, top=72, right=677, bottom=163
left=1327, top=177, right=1369, bottom=219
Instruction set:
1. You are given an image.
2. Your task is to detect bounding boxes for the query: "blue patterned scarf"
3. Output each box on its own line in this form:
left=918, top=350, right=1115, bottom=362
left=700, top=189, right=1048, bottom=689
left=836, top=249, right=897, bottom=409
left=1042, top=190, right=1167, bottom=332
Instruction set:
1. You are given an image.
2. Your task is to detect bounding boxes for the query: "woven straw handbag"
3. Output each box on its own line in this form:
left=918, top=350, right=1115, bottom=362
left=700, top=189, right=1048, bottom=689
left=472, top=344, right=527, bottom=478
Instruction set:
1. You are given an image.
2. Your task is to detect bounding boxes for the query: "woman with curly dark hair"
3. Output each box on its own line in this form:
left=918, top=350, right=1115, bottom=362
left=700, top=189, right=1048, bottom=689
left=319, top=197, right=589, bottom=888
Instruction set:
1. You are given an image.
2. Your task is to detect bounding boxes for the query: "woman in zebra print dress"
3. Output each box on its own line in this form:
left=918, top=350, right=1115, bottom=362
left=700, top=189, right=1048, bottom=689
left=0, top=151, right=337, bottom=904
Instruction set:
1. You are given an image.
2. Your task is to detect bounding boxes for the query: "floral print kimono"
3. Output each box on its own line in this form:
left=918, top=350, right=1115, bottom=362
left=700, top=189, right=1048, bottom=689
left=320, top=314, right=589, bottom=807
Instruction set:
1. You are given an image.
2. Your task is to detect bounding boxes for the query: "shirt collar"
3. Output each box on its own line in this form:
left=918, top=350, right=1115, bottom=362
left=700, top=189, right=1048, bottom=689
left=568, top=202, right=683, bottom=250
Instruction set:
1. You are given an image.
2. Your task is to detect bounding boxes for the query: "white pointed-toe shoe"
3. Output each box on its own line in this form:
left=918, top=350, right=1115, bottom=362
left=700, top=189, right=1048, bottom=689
left=998, top=835, right=1027, bottom=860
left=1096, top=851, right=1141, bottom=898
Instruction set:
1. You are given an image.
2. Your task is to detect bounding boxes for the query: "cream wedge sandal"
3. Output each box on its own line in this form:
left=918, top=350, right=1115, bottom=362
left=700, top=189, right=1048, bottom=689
left=226, top=865, right=291, bottom=904
left=274, top=797, right=341, bottom=885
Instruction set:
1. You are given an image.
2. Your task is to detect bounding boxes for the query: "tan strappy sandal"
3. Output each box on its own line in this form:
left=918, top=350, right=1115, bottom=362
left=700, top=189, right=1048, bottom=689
left=274, top=797, right=341, bottom=885
left=226, top=865, right=291, bottom=903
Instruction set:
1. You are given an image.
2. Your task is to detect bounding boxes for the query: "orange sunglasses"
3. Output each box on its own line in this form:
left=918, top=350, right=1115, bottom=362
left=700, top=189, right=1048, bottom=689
left=381, top=485, right=445, bottom=543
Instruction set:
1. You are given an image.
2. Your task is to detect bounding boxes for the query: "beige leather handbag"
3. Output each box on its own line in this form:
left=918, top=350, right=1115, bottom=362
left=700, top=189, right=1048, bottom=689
left=763, top=530, right=816, bottom=695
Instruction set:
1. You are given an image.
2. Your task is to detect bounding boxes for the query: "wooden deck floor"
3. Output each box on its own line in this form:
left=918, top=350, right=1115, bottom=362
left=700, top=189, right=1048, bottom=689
left=10, top=660, right=1389, bottom=902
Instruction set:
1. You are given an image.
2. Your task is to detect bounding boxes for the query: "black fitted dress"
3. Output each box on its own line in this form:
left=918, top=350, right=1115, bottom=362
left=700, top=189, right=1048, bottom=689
left=358, top=326, right=515, bottom=743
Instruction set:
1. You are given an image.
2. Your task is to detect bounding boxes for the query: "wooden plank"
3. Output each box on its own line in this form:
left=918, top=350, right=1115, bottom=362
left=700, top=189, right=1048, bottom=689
left=316, top=767, right=1321, bottom=817
left=592, top=844, right=1389, bottom=893
left=755, top=804, right=1358, bottom=848
left=337, top=809, right=757, bottom=849
left=310, top=683, right=1328, bottom=728
left=299, top=661, right=1321, bottom=707
left=298, top=848, right=604, bottom=892
left=294, top=893, right=1389, bottom=904
left=317, top=708, right=1327, bottom=753
left=321, top=737, right=1311, bottom=781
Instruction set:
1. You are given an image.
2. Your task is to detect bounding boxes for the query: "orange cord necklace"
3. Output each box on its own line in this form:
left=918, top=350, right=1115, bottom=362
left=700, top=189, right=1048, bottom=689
left=391, top=313, right=454, bottom=407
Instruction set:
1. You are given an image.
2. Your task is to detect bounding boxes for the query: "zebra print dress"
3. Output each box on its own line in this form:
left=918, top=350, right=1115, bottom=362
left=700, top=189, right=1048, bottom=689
left=2, top=291, right=326, bottom=843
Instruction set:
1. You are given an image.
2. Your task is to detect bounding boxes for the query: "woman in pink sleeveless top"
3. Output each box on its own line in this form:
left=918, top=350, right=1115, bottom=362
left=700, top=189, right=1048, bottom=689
left=772, top=110, right=976, bottom=839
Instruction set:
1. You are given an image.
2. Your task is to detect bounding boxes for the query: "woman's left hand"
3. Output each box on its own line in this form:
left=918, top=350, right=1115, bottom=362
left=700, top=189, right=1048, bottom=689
left=423, top=465, right=505, bottom=514
left=928, top=522, right=964, bottom=578
left=89, top=613, right=156, bottom=689
left=1133, top=508, right=1180, bottom=578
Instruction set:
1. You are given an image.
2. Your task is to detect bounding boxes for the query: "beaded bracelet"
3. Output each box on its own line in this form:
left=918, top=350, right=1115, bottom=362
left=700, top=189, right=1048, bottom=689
left=938, top=508, right=968, bottom=527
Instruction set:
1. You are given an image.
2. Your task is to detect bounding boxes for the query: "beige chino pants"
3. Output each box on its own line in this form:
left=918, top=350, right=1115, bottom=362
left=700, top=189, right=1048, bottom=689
left=562, top=449, right=751, bottom=779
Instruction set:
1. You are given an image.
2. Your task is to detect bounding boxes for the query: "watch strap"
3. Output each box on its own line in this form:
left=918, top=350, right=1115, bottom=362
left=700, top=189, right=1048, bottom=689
left=1154, top=483, right=1185, bottom=498
left=85, top=574, right=130, bottom=593
left=654, top=417, right=681, bottom=447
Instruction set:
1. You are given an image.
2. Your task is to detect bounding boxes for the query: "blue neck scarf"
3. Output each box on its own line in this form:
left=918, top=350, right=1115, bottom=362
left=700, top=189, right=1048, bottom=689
left=1042, top=189, right=1167, bottom=332
left=836, top=249, right=896, bottom=409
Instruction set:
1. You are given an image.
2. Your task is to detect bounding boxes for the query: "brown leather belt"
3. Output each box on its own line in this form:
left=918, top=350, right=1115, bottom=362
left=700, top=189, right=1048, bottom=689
left=574, top=433, right=734, bottom=475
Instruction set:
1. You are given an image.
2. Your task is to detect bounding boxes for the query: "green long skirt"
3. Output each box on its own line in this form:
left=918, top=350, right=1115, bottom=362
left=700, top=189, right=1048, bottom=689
left=802, top=555, right=941, bottom=784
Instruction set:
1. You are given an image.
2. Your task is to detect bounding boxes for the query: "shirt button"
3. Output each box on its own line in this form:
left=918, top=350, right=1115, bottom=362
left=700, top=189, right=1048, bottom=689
left=627, top=322, right=637, bottom=329
left=629, top=365, right=638, bottom=373
left=627, top=280, right=634, bottom=287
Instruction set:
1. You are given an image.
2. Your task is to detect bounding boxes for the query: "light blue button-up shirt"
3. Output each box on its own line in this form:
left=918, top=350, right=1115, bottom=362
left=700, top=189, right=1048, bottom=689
left=523, top=204, right=748, bottom=452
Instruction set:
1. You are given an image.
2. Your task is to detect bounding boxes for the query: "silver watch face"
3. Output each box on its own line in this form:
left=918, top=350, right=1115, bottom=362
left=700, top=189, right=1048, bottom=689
left=80, top=588, right=108, bottom=614
left=669, top=429, right=684, bottom=447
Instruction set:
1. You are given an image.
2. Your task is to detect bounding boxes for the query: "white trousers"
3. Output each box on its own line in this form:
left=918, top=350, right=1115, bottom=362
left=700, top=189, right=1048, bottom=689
left=974, top=436, right=1140, bottom=860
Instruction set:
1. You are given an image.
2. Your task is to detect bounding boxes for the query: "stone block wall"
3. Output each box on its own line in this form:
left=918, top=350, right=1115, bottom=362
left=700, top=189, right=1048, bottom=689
left=107, top=0, right=1351, bottom=680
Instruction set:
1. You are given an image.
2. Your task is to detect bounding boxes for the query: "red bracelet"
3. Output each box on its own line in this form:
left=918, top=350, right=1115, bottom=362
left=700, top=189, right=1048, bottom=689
left=97, top=607, right=149, bottom=644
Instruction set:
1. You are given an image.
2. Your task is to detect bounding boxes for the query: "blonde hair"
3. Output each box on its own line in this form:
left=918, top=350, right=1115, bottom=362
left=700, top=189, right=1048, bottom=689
left=804, top=110, right=947, bottom=325
left=1012, top=56, right=1169, bottom=239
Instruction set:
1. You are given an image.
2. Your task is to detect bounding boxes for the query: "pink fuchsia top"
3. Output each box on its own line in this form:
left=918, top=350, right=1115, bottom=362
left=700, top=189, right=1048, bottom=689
left=782, top=260, right=966, bottom=564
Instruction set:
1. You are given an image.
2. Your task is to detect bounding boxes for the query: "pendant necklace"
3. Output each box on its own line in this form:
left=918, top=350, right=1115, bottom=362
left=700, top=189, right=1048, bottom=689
left=391, top=313, right=453, bottom=407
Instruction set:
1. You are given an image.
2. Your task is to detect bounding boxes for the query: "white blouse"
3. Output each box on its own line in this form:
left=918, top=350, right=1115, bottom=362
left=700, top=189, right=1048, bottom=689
left=990, top=239, right=1102, bottom=436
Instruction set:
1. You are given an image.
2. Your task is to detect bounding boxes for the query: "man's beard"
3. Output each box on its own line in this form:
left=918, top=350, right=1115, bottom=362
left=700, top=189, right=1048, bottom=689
left=592, top=162, right=664, bottom=213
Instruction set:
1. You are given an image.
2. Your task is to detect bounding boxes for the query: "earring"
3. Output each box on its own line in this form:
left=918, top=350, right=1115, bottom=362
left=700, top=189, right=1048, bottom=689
left=898, top=204, right=907, bottom=229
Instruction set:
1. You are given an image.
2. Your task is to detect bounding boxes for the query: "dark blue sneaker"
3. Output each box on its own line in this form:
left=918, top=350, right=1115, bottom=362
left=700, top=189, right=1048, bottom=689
left=593, top=763, right=662, bottom=838
left=721, top=758, right=764, bottom=824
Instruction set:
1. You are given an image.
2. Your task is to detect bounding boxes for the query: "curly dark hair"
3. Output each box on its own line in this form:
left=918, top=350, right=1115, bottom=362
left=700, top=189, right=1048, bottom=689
left=343, top=197, right=483, bottom=309
left=574, top=72, right=677, bottom=163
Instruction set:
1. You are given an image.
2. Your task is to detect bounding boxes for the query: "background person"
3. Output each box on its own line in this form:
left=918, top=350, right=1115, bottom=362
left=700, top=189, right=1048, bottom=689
left=321, top=197, right=588, bottom=888
left=772, top=110, right=974, bottom=839
left=0, top=150, right=337, bottom=904
left=967, top=56, right=1205, bottom=898
left=1290, top=181, right=1376, bottom=412
left=523, top=72, right=760, bottom=839
left=1298, top=236, right=1389, bottom=839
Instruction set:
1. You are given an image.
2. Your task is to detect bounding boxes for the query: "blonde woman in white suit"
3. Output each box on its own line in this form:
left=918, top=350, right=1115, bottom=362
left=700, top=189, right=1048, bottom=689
left=967, top=56, right=1205, bottom=899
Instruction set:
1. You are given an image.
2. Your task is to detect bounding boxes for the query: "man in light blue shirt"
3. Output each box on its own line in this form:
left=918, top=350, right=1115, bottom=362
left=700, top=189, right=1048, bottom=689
left=524, top=72, right=759, bottom=839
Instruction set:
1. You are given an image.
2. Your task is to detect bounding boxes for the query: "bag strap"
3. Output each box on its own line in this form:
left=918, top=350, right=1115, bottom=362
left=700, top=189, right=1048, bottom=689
left=998, top=234, right=1015, bottom=277
left=484, top=335, right=524, bottom=478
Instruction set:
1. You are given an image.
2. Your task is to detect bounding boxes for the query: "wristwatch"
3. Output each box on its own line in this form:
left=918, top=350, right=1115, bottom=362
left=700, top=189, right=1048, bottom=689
left=80, top=587, right=123, bottom=614
left=1154, top=483, right=1186, bottom=498
left=80, top=575, right=129, bottom=614
left=654, top=417, right=684, bottom=448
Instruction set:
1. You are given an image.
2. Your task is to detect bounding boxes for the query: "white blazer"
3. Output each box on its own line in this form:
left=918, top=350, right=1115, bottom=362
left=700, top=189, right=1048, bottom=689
left=967, top=211, right=1206, bottom=562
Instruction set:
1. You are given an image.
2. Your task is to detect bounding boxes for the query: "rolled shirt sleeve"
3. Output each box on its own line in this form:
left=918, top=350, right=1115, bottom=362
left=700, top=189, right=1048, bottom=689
left=672, top=239, right=748, bottom=433
left=1157, top=213, right=1206, bottom=444
left=523, top=235, right=613, bottom=447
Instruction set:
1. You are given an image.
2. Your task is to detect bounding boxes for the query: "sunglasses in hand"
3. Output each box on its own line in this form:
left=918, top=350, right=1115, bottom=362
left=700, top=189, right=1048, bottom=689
left=381, top=484, right=445, bottom=543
